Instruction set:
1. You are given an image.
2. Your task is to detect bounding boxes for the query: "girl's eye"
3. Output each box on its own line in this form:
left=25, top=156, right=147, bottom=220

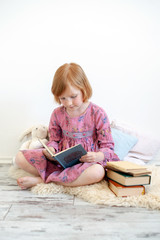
left=60, top=97, right=65, bottom=101
left=71, top=95, right=77, bottom=99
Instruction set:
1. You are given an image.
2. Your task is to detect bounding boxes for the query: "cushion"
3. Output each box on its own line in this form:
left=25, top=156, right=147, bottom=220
left=123, top=156, right=146, bottom=166
left=111, top=120, right=160, bottom=163
left=111, top=128, right=138, bottom=160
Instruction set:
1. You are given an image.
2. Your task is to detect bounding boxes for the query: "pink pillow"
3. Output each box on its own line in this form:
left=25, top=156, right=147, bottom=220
left=111, top=120, right=160, bottom=163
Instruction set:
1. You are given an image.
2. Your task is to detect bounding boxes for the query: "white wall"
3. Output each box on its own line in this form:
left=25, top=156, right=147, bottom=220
left=0, top=0, right=160, bottom=160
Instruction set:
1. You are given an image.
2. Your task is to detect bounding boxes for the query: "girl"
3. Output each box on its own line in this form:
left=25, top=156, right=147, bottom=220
left=15, top=63, right=119, bottom=189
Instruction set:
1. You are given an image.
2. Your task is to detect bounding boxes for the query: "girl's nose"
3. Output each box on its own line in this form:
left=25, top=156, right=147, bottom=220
left=65, top=98, right=72, bottom=106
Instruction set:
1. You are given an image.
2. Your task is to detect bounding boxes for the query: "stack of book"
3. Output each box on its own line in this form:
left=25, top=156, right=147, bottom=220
left=105, top=161, right=152, bottom=197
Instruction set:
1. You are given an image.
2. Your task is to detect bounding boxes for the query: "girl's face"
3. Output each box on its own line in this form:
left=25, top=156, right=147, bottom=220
left=59, top=84, right=84, bottom=115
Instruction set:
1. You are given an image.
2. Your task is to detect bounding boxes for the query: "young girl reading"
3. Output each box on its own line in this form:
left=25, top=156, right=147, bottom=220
left=15, top=63, right=119, bottom=189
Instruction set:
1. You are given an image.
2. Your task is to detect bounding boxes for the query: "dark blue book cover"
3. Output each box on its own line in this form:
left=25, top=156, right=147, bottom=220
left=39, top=139, right=87, bottom=169
left=53, top=144, right=87, bottom=168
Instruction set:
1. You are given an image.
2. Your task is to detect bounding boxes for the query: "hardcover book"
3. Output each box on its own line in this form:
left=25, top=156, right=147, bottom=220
left=107, top=169, right=151, bottom=186
left=108, top=179, right=145, bottom=197
left=39, top=139, right=87, bottom=169
left=106, top=161, right=151, bottom=176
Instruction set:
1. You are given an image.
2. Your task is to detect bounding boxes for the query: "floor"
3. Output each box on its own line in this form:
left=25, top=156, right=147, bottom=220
left=0, top=163, right=160, bottom=240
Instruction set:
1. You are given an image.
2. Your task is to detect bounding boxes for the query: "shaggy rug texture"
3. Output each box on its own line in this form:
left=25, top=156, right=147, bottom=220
left=8, top=165, right=160, bottom=210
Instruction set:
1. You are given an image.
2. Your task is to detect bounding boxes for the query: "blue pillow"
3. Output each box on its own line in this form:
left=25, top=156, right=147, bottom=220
left=111, top=128, right=138, bottom=160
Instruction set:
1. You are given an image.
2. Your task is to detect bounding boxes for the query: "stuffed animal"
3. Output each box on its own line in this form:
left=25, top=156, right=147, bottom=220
left=19, top=124, right=49, bottom=150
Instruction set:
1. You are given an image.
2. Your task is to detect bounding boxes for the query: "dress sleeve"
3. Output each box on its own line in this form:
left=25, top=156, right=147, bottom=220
left=47, top=109, right=62, bottom=152
left=95, top=108, right=118, bottom=162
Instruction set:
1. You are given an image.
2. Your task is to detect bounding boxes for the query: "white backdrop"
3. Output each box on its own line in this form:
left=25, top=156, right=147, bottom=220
left=0, top=0, right=160, bottom=160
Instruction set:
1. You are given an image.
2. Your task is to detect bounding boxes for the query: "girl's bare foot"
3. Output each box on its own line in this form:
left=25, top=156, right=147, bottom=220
left=17, top=176, right=44, bottom=190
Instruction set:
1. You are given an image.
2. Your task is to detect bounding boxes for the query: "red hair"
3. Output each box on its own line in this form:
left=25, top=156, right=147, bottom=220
left=51, top=63, right=92, bottom=104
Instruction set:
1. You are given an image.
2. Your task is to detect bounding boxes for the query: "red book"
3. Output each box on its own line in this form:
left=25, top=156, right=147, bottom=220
left=108, top=179, right=145, bottom=197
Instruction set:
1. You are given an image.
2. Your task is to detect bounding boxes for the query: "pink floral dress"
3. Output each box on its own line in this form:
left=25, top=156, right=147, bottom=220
left=22, top=102, right=119, bottom=183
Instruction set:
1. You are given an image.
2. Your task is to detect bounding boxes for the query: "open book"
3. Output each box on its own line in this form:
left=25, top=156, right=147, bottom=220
left=39, top=139, right=87, bottom=169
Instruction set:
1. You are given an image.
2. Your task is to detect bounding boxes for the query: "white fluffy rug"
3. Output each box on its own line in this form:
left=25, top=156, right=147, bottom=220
left=8, top=165, right=160, bottom=210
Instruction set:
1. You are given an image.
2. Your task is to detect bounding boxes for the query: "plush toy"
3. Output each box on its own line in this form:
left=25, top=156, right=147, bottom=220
left=19, top=124, right=49, bottom=150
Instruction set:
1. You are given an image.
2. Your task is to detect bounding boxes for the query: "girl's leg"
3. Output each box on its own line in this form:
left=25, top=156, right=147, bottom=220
left=15, top=151, right=44, bottom=189
left=57, top=164, right=105, bottom=187
left=15, top=151, right=40, bottom=176
left=16, top=162, right=105, bottom=189
left=17, top=176, right=43, bottom=190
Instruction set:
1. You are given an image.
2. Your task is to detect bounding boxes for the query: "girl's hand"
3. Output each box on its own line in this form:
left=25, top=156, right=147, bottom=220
left=42, top=147, right=56, bottom=161
left=80, top=152, right=104, bottom=163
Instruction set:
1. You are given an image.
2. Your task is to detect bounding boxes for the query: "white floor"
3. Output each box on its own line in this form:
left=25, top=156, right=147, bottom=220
left=0, top=163, right=160, bottom=240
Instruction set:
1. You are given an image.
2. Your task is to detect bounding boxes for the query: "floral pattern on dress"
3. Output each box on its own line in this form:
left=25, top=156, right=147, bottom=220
left=22, top=102, right=119, bottom=183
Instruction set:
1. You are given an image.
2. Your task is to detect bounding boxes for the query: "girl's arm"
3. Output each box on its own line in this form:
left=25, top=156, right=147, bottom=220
left=81, top=107, right=118, bottom=164
left=95, top=110, right=115, bottom=162
left=80, top=151, right=104, bottom=162
left=46, top=109, right=62, bottom=153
